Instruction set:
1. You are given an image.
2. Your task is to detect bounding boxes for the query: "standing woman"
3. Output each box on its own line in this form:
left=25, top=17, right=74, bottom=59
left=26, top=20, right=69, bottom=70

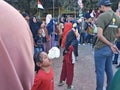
left=58, top=17, right=64, bottom=47
left=46, top=19, right=57, bottom=48
left=41, top=21, right=51, bottom=53
left=61, top=18, right=72, bottom=48
left=29, top=16, right=40, bottom=40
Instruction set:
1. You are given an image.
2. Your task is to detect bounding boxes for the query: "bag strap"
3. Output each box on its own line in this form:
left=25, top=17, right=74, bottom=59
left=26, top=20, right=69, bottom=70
left=93, top=12, right=114, bottom=47
left=104, top=13, right=114, bottom=31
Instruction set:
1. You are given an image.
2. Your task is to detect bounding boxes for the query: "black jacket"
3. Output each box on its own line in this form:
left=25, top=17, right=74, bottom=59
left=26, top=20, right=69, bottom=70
left=65, top=30, right=78, bottom=57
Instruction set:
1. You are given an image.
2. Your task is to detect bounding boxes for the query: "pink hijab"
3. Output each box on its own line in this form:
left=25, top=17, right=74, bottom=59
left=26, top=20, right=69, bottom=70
left=0, top=1, right=34, bottom=90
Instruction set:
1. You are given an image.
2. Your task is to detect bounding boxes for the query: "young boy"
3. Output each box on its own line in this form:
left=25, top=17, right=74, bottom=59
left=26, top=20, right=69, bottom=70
left=32, top=51, right=54, bottom=90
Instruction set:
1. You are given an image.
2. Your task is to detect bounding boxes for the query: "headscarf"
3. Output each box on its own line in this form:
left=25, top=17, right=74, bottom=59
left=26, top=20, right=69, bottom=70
left=0, top=1, right=34, bottom=90
left=61, top=22, right=72, bottom=48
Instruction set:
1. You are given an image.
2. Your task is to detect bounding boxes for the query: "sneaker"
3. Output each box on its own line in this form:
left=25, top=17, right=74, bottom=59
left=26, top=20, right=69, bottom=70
left=65, top=85, right=74, bottom=90
left=58, top=81, right=64, bottom=86
left=75, top=57, right=78, bottom=61
left=82, top=43, right=85, bottom=45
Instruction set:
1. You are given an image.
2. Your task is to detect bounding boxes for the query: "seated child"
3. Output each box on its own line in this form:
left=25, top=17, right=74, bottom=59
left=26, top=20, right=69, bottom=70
left=32, top=51, right=54, bottom=90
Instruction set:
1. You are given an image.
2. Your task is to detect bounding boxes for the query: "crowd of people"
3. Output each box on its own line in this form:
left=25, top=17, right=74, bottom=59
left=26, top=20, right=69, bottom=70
left=21, top=2, right=120, bottom=89
left=1, top=0, right=120, bottom=90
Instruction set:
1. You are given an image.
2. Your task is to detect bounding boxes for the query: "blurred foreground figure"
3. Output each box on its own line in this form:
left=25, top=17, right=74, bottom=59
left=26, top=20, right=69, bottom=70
left=0, top=1, right=34, bottom=90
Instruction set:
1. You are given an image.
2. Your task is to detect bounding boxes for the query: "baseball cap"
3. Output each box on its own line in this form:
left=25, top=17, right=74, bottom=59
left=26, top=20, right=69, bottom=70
left=97, top=0, right=112, bottom=7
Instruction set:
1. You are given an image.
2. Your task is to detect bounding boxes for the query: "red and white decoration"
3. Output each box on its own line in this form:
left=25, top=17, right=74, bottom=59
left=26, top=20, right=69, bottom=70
left=78, top=0, right=83, bottom=9
left=38, top=0, right=44, bottom=9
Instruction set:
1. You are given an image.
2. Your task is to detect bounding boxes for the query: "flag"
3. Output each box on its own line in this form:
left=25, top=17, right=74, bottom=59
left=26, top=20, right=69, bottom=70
left=78, top=0, right=82, bottom=5
left=38, top=0, right=44, bottom=9
left=78, top=0, right=83, bottom=9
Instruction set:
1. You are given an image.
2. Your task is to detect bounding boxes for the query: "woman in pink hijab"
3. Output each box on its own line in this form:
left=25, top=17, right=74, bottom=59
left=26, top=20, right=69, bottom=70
left=0, top=1, right=34, bottom=90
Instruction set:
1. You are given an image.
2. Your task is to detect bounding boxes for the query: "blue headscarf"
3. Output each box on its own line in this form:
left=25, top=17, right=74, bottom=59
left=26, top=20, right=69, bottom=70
left=46, top=19, right=57, bottom=35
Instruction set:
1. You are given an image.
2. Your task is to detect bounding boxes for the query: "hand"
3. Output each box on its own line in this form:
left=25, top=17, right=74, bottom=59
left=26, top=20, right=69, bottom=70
left=110, top=45, right=119, bottom=54
left=63, top=50, right=68, bottom=56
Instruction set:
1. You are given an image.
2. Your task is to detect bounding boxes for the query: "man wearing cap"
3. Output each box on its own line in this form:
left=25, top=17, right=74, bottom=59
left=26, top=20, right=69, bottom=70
left=94, top=0, right=120, bottom=90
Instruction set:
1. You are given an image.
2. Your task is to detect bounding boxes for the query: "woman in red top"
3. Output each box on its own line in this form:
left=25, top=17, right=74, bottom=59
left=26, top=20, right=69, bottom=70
left=32, top=52, right=54, bottom=90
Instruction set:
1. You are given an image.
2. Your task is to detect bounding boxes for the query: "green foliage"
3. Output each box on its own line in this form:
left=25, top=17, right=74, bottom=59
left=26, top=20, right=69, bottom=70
left=5, top=0, right=120, bottom=16
left=5, top=0, right=31, bottom=13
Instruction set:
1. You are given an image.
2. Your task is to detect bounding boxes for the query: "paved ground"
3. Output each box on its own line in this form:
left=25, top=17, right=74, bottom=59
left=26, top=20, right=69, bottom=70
left=52, top=44, right=118, bottom=90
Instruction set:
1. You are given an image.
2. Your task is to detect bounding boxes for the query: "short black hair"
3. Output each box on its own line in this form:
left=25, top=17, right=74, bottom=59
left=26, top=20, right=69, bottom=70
left=22, top=12, right=29, bottom=18
left=34, top=51, right=43, bottom=63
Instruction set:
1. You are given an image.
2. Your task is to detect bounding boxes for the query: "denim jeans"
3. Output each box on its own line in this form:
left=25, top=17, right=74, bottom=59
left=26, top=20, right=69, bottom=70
left=113, top=42, right=120, bottom=63
left=35, top=46, right=44, bottom=52
left=94, top=46, right=113, bottom=90
left=80, top=32, right=85, bottom=44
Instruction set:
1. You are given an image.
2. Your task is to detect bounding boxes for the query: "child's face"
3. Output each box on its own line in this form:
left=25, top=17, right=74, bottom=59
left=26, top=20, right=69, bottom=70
left=41, top=21, right=46, bottom=27
left=40, top=52, right=51, bottom=67
left=33, top=17, right=37, bottom=23
left=38, top=29, right=43, bottom=35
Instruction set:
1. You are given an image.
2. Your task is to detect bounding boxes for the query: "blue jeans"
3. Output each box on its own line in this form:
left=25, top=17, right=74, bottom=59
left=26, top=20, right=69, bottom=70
left=80, top=32, right=85, bottom=44
left=94, top=46, right=113, bottom=90
left=113, top=42, right=120, bottom=63
left=35, top=47, right=44, bottom=53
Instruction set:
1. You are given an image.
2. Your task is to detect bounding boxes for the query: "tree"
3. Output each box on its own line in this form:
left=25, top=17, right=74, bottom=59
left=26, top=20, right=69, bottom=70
left=5, top=0, right=120, bottom=17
